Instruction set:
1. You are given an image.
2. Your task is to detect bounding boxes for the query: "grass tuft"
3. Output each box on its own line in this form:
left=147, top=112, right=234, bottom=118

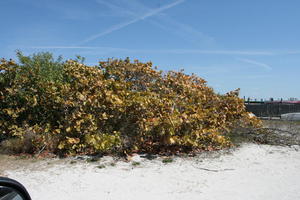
left=97, top=164, right=106, bottom=169
left=132, top=161, right=141, bottom=166
left=162, top=158, right=173, bottom=163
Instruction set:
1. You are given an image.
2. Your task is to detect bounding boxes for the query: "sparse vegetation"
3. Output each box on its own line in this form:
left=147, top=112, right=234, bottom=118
left=256, top=120, right=300, bottom=146
left=86, top=157, right=100, bottom=162
left=70, top=160, right=77, bottom=164
left=132, top=161, right=141, bottom=166
left=162, top=158, right=173, bottom=163
left=97, top=164, right=106, bottom=169
left=226, top=119, right=300, bottom=146
left=0, top=52, right=261, bottom=156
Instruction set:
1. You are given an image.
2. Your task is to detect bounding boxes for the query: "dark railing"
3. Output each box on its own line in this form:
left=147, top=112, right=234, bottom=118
left=245, top=102, right=300, bottom=117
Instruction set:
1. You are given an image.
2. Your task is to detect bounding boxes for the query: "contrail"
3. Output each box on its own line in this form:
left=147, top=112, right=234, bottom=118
left=30, top=46, right=99, bottom=49
left=78, top=0, right=185, bottom=45
left=237, top=58, right=272, bottom=70
left=27, top=46, right=274, bottom=56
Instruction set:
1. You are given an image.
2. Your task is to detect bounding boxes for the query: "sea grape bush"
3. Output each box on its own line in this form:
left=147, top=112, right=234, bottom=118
left=0, top=52, right=261, bottom=155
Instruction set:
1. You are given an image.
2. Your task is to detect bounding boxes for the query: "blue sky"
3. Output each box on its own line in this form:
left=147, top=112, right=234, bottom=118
left=1, top=0, right=300, bottom=100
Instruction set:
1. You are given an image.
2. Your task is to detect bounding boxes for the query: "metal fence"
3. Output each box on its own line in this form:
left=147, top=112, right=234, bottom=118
left=245, top=103, right=300, bottom=117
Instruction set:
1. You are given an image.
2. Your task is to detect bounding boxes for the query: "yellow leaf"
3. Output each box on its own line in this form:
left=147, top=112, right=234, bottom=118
left=169, top=137, right=176, bottom=144
left=54, top=129, right=61, bottom=134
left=5, top=109, right=14, bottom=116
left=58, top=142, right=65, bottom=150
left=102, top=113, right=108, bottom=119
left=66, top=127, right=71, bottom=132
left=67, top=137, right=80, bottom=144
left=33, top=96, right=37, bottom=106
left=78, top=93, right=85, bottom=101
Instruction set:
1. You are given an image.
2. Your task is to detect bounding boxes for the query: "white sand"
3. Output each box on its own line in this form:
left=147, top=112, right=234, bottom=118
left=4, top=144, right=300, bottom=200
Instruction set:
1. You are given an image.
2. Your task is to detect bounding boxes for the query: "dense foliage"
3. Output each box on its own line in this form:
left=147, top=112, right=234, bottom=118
left=0, top=52, right=261, bottom=155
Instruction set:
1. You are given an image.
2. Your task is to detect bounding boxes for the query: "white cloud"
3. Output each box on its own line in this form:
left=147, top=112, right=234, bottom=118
left=29, top=46, right=123, bottom=50
left=26, top=46, right=286, bottom=56
left=30, top=46, right=97, bottom=49
left=27, top=46, right=300, bottom=57
left=26, top=46, right=272, bottom=55
left=155, top=49, right=272, bottom=55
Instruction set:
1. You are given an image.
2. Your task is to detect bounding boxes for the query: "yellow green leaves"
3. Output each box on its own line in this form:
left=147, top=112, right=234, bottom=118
left=66, top=137, right=80, bottom=144
left=102, top=113, right=108, bottom=120
left=77, top=92, right=86, bottom=101
left=3, top=109, right=14, bottom=116
left=85, top=132, right=121, bottom=152
left=54, top=129, right=61, bottom=134
left=57, top=142, right=65, bottom=150
left=32, top=96, right=38, bottom=106
left=0, top=55, right=261, bottom=155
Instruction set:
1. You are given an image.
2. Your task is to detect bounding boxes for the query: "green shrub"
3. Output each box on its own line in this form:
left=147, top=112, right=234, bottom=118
left=0, top=52, right=261, bottom=156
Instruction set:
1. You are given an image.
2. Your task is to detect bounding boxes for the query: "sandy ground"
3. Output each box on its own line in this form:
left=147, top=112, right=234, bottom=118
left=1, top=143, right=300, bottom=200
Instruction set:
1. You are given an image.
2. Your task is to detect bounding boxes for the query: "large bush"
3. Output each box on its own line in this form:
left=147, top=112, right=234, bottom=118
left=0, top=53, right=261, bottom=155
